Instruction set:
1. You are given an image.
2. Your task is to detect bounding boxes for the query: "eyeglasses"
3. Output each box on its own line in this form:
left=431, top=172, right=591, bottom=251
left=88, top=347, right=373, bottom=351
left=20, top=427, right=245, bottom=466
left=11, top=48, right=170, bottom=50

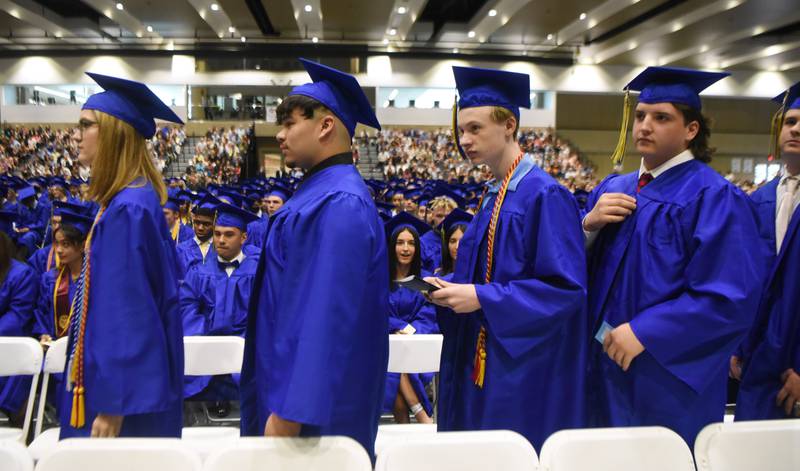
left=77, top=119, right=97, bottom=135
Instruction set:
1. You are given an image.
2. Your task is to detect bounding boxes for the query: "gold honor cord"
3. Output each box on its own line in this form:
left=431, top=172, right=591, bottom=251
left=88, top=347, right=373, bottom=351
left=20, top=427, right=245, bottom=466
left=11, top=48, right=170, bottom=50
left=770, top=91, right=789, bottom=160
left=611, top=90, right=632, bottom=166
left=472, top=151, right=525, bottom=388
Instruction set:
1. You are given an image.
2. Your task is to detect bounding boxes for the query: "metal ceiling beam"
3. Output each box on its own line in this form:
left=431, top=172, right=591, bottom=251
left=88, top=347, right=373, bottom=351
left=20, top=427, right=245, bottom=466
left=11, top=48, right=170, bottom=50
left=185, top=0, right=239, bottom=40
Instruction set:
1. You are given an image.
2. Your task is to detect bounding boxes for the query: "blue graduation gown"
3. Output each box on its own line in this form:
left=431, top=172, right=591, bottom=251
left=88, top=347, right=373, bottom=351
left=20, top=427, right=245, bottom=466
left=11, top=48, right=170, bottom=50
left=749, top=177, right=780, bottom=258
left=420, top=230, right=442, bottom=273
left=437, top=155, right=589, bottom=452
left=58, top=182, right=184, bottom=439
left=0, top=260, right=37, bottom=414
left=384, top=281, right=438, bottom=416
left=177, top=223, right=195, bottom=243
left=176, top=238, right=216, bottom=280
left=244, top=218, right=268, bottom=250
left=28, top=244, right=57, bottom=276
left=180, top=252, right=259, bottom=398
left=15, top=203, right=46, bottom=254
left=585, top=159, right=769, bottom=446
left=240, top=161, right=389, bottom=459
left=736, top=180, right=800, bottom=420
left=33, top=268, right=78, bottom=413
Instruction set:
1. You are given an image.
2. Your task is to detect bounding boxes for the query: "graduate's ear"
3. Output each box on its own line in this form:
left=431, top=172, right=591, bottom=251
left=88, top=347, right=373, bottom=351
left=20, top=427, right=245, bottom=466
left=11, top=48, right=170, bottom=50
left=317, top=114, right=337, bottom=142
left=684, top=119, right=700, bottom=143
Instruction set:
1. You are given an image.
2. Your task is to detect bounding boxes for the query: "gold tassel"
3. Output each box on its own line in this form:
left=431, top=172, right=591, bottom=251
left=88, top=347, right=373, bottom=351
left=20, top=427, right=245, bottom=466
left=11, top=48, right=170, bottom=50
left=452, top=95, right=467, bottom=160
left=611, top=90, right=632, bottom=166
left=70, top=386, right=85, bottom=428
left=770, top=91, right=789, bottom=160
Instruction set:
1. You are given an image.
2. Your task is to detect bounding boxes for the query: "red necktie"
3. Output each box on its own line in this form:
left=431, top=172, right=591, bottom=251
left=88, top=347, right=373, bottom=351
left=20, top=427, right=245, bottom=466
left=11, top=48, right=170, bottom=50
left=637, top=173, right=653, bottom=193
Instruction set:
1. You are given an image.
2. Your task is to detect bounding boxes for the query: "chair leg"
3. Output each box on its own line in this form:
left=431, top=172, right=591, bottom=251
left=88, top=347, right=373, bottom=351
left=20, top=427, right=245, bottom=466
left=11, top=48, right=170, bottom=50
left=21, top=374, right=40, bottom=445
left=34, top=373, right=50, bottom=438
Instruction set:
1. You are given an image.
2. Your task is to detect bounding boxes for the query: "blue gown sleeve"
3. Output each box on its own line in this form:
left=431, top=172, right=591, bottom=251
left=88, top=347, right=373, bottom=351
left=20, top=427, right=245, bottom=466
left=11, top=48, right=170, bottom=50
left=0, top=264, right=37, bottom=335
left=180, top=267, right=206, bottom=336
left=268, top=194, right=383, bottom=426
left=85, top=202, right=183, bottom=415
left=474, top=184, right=587, bottom=359
left=32, top=274, right=53, bottom=337
left=409, top=294, right=438, bottom=334
left=629, top=185, right=769, bottom=393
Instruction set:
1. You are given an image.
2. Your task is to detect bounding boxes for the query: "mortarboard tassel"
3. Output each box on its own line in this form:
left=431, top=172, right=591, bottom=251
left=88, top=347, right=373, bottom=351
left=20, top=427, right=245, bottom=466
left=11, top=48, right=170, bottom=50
left=769, top=91, right=789, bottom=160
left=611, top=90, right=632, bottom=166
left=452, top=95, right=468, bottom=160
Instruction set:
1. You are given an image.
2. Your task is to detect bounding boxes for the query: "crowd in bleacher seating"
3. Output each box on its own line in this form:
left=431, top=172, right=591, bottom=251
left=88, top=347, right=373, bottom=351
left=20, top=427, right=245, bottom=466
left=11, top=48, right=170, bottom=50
left=180, top=126, right=252, bottom=186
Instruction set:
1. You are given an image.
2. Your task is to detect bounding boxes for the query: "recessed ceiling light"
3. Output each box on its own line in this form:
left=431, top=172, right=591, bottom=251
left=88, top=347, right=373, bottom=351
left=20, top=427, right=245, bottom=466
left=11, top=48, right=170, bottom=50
left=579, top=12, right=587, bottom=20
left=312, top=36, right=319, bottom=43
left=304, top=4, right=312, bottom=12
left=468, top=31, right=476, bottom=38
left=488, top=9, right=497, bottom=17
left=240, top=36, right=246, bottom=42
left=255, top=64, right=261, bottom=70
left=146, top=25, right=153, bottom=33
left=210, top=3, right=219, bottom=11
left=453, top=48, right=459, bottom=53
left=382, top=38, right=389, bottom=45
left=228, top=26, right=235, bottom=33
left=389, top=28, right=397, bottom=36
left=397, top=6, right=407, bottom=14
left=116, top=2, right=123, bottom=10
left=546, top=33, right=554, bottom=40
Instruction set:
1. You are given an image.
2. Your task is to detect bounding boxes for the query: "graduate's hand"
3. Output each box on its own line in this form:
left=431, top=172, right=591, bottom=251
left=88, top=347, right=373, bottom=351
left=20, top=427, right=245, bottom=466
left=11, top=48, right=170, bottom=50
left=264, top=413, right=302, bottom=437
left=603, top=323, right=645, bottom=372
left=583, top=193, right=637, bottom=232
left=39, top=334, right=52, bottom=349
left=425, top=278, right=481, bottom=313
left=729, top=355, right=743, bottom=380
left=777, top=369, right=800, bottom=417
left=91, top=414, right=123, bottom=438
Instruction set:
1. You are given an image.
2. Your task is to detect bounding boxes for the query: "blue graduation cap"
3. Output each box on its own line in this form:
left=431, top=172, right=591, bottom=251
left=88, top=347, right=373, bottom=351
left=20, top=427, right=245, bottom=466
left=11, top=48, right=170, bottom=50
left=288, top=58, right=381, bottom=137
left=163, top=196, right=181, bottom=212
left=385, top=211, right=430, bottom=238
left=82, top=72, right=184, bottom=138
left=194, top=193, right=222, bottom=212
left=267, top=183, right=292, bottom=202
left=769, top=80, right=800, bottom=158
left=17, top=185, right=36, bottom=202
left=58, top=209, right=95, bottom=237
left=176, top=189, right=195, bottom=203
left=610, top=66, right=728, bottom=165
left=0, top=210, right=15, bottom=235
left=439, top=208, right=473, bottom=234
left=452, top=66, right=531, bottom=119
left=217, top=189, right=244, bottom=208
left=214, top=203, right=259, bottom=232
left=49, top=177, right=68, bottom=191
left=375, top=201, right=395, bottom=215
left=53, top=200, right=89, bottom=216
left=430, top=187, right=466, bottom=209
left=625, top=66, right=729, bottom=110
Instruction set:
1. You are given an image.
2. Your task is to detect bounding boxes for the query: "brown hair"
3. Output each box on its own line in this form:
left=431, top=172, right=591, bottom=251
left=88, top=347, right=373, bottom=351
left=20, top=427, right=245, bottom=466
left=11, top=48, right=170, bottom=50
left=490, top=106, right=520, bottom=139
left=88, top=110, right=167, bottom=207
left=673, top=103, right=715, bottom=163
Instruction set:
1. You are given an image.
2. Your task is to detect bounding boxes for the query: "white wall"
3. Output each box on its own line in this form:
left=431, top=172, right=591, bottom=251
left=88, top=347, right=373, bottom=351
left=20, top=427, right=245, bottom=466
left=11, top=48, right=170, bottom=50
left=0, top=54, right=794, bottom=99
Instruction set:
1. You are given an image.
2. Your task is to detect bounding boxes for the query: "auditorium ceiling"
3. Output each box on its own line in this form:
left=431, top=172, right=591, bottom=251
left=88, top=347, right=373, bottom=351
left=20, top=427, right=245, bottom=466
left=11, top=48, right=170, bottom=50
left=0, top=0, right=794, bottom=72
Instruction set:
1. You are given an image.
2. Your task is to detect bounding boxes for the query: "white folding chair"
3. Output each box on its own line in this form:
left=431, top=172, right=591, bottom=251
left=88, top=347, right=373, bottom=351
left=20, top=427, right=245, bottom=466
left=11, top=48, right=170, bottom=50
left=694, top=419, right=800, bottom=471
left=0, top=439, right=34, bottom=471
left=384, top=334, right=443, bottom=424
left=375, top=423, right=437, bottom=456
left=0, top=337, right=43, bottom=444
left=538, top=426, right=694, bottom=471
left=202, top=436, right=371, bottom=471
left=182, top=336, right=244, bottom=457
left=34, top=438, right=201, bottom=471
left=375, top=430, right=537, bottom=471
left=27, top=337, right=68, bottom=461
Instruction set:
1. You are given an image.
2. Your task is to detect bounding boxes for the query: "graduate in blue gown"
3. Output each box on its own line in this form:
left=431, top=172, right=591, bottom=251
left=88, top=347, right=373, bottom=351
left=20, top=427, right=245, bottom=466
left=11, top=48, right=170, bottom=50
left=736, top=83, right=800, bottom=420
left=32, top=211, right=93, bottom=414
left=425, top=66, right=589, bottom=452
left=58, top=72, right=184, bottom=439
left=582, top=67, right=769, bottom=445
left=28, top=201, right=90, bottom=276
left=436, top=209, right=473, bottom=280
left=245, top=184, right=292, bottom=250
left=0, top=213, right=38, bottom=421
left=164, top=196, right=195, bottom=244
left=14, top=185, right=47, bottom=256
left=240, top=58, right=389, bottom=459
left=181, top=203, right=259, bottom=400
left=176, top=195, right=218, bottom=280
left=383, top=212, right=438, bottom=424
left=419, top=190, right=462, bottom=273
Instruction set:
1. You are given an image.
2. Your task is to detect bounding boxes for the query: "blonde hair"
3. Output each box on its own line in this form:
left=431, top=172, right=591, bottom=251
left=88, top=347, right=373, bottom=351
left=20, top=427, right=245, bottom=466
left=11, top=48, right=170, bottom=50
left=429, top=196, right=458, bottom=212
left=88, top=111, right=167, bottom=207
left=490, top=106, right=519, bottom=139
